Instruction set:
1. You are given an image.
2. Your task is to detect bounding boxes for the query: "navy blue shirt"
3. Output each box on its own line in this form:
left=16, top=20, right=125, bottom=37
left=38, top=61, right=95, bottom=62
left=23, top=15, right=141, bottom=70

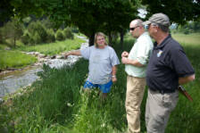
left=146, top=34, right=195, bottom=92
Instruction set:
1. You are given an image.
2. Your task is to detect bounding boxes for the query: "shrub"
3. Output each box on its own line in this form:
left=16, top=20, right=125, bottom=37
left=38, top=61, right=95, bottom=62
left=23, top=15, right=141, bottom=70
left=63, top=28, right=74, bottom=39
left=71, top=27, right=79, bottom=33
left=32, top=32, right=42, bottom=44
left=55, top=29, right=65, bottom=41
left=46, top=29, right=55, bottom=43
left=21, top=31, right=31, bottom=45
left=27, top=21, right=48, bottom=43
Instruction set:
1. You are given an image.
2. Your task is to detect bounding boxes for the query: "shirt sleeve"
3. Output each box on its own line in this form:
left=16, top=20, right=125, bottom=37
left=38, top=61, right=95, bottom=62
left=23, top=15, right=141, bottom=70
left=170, top=47, right=195, bottom=77
left=109, top=47, right=120, bottom=66
left=80, top=46, right=92, bottom=60
left=136, top=40, right=152, bottom=65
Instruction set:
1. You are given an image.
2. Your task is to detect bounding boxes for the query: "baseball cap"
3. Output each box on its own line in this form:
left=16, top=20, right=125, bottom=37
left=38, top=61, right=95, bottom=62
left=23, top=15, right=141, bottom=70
left=143, top=13, right=170, bottom=27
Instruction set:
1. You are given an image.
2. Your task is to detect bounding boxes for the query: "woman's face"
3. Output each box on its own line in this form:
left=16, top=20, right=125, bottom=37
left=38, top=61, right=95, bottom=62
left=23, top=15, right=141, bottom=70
left=96, top=35, right=105, bottom=47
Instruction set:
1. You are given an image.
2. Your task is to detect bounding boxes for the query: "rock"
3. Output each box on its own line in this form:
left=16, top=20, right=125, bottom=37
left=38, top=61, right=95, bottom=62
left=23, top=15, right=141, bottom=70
left=56, top=55, right=62, bottom=59
left=38, top=54, right=46, bottom=58
left=34, top=52, right=40, bottom=56
left=51, top=55, right=56, bottom=59
left=4, top=47, right=11, bottom=50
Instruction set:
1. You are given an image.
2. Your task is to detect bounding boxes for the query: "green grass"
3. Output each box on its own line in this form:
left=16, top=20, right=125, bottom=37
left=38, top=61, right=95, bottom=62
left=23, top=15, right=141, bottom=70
left=0, top=50, right=37, bottom=70
left=18, top=36, right=85, bottom=55
left=0, top=36, right=85, bottom=70
left=172, top=33, right=200, bottom=46
left=0, top=33, right=199, bottom=133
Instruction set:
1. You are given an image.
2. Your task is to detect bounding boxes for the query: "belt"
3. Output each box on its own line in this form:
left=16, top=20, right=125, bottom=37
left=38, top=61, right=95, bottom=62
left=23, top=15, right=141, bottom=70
left=150, top=88, right=175, bottom=94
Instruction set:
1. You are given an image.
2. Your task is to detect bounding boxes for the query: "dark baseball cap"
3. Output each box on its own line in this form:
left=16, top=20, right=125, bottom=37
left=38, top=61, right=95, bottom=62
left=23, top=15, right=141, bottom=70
left=143, top=13, right=170, bottom=27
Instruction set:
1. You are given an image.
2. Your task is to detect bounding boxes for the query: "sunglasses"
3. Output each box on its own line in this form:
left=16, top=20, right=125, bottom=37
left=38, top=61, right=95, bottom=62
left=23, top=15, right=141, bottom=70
left=129, top=26, right=139, bottom=31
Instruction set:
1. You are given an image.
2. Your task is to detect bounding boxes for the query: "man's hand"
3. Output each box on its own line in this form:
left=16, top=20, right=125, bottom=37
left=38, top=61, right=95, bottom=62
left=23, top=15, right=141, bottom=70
left=121, top=51, right=129, bottom=58
left=121, top=57, right=130, bottom=64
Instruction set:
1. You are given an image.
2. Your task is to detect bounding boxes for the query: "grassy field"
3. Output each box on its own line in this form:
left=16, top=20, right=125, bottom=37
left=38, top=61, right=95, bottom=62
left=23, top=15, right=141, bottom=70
left=18, top=36, right=85, bottom=55
left=0, top=33, right=199, bottom=133
left=0, top=50, right=37, bottom=70
left=0, top=37, right=85, bottom=70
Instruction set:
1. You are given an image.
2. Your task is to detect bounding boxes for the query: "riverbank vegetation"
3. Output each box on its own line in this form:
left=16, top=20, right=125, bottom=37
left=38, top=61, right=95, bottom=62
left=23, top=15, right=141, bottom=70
left=0, top=33, right=200, bottom=133
left=0, top=36, right=85, bottom=70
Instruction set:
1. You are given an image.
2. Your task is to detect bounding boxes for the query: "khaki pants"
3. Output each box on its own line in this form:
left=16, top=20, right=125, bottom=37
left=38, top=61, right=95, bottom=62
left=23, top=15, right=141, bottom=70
left=145, top=89, right=179, bottom=133
left=125, top=76, right=146, bottom=133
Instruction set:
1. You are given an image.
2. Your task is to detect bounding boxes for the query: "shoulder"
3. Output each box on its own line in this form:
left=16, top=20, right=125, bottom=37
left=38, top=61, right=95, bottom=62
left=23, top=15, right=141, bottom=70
left=107, top=46, right=115, bottom=51
left=168, top=37, right=183, bottom=52
left=138, top=32, right=153, bottom=45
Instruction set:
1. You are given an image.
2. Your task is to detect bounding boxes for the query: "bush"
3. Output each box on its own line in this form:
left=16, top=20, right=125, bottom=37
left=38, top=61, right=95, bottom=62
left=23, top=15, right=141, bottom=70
left=55, top=29, right=65, bottom=41
left=46, top=29, right=55, bottom=43
left=71, top=27, right=79, bottom=33
left=21, top=31, right=31, bottom=45
left=27, top=21, right=48, bottom=43
left=63, top=28, right=74, bottom=39
left=32, top=32, right=42, bottom=44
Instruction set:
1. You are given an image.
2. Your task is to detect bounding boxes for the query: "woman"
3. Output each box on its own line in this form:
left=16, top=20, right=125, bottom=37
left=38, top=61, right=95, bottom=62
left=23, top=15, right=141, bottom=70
left=65, top=32, right=120, bottom=98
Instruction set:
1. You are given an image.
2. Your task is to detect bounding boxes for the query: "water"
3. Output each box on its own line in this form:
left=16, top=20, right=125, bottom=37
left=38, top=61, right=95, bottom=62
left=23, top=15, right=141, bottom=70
left=0, top=37, right=88, bottom=98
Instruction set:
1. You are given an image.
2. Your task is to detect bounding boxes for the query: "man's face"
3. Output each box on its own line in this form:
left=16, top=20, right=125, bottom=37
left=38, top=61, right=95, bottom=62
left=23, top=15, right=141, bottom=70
left=129, top=22, right=140, bottom=38
left=147, top=23, right=158, bottom=38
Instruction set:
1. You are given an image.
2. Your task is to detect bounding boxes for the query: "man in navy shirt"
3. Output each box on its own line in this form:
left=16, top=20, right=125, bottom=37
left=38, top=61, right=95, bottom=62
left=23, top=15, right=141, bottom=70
left=143, top=13, right=195, bottom=133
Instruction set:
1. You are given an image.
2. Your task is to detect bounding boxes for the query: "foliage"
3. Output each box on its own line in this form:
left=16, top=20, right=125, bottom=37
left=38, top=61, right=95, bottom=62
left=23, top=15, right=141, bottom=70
left=5, top=0, right=139, bottom=46
left=27, top=21, right=48, bottom=44
left=55, top=29, right=65, bottom=41
left=63, top=28, right=74, bottom=40
left=1, top=17, right=24, bottom=47
left=0, top=50, right=37, bottom=70
left=46, top=29, right=55, bottom=43
left=177, top=21, right=200, bottom=34
left=142, top=0, right=200, bottom=24
left=21, top=30, right=31, bottom=45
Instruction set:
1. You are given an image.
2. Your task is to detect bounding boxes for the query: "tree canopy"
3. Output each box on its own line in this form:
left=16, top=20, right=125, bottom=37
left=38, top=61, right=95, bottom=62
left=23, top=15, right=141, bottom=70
left=142, top=0, right=200, bottom=24
left=1, top=0, right=200, bottom=45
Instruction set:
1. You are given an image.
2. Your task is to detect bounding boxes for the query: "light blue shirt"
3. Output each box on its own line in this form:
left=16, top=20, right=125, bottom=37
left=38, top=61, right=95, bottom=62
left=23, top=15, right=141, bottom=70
left=125, top=32, right=153, bottom=78
left=81, top=45, right=120, bottom=84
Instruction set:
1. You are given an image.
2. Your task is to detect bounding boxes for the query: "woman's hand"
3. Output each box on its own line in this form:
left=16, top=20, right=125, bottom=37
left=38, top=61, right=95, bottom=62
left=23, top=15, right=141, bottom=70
left=112, top=76, right=117, bottom=83
left=64, top=52, right=70, bottom=59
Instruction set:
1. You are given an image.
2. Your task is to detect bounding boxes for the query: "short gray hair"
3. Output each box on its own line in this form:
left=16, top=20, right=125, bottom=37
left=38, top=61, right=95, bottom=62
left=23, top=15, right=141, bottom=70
left=135, top=19, right=144, bottom=27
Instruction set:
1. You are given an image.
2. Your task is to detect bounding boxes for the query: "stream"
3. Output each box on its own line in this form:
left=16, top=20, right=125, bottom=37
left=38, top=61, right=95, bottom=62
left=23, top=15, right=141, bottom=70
left=0, top=36, right=88, bottom=99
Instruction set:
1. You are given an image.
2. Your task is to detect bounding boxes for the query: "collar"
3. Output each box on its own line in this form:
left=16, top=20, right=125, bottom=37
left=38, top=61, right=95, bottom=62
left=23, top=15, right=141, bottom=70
left=154, top=34, right=171, bottom=50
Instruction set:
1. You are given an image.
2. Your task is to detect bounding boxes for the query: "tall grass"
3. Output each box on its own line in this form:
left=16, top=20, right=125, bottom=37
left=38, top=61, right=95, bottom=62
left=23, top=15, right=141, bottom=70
left=0, top=33, right=200, bottom=133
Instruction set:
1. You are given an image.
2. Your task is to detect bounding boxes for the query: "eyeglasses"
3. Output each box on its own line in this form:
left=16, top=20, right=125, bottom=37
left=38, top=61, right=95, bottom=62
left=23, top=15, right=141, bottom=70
left=129, top=26, right=140, bottom=31
left=146, top=23, right=158, bottom=29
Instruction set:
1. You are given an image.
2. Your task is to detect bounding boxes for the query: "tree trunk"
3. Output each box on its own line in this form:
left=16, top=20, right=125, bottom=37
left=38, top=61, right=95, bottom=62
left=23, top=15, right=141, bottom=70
left=120, top=30, right=124, bottom=50
left=89, top=32, right=95, bottom=46
left=13, top=37, right=16, bottom=48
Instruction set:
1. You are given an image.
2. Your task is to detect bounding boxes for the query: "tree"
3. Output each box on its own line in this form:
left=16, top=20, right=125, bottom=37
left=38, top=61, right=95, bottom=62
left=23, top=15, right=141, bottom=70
left=142, top=0, right=200, bottom=24
left=6, top=0, right=139, bottom=46
left=2, top=17, right=23, bottom=47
